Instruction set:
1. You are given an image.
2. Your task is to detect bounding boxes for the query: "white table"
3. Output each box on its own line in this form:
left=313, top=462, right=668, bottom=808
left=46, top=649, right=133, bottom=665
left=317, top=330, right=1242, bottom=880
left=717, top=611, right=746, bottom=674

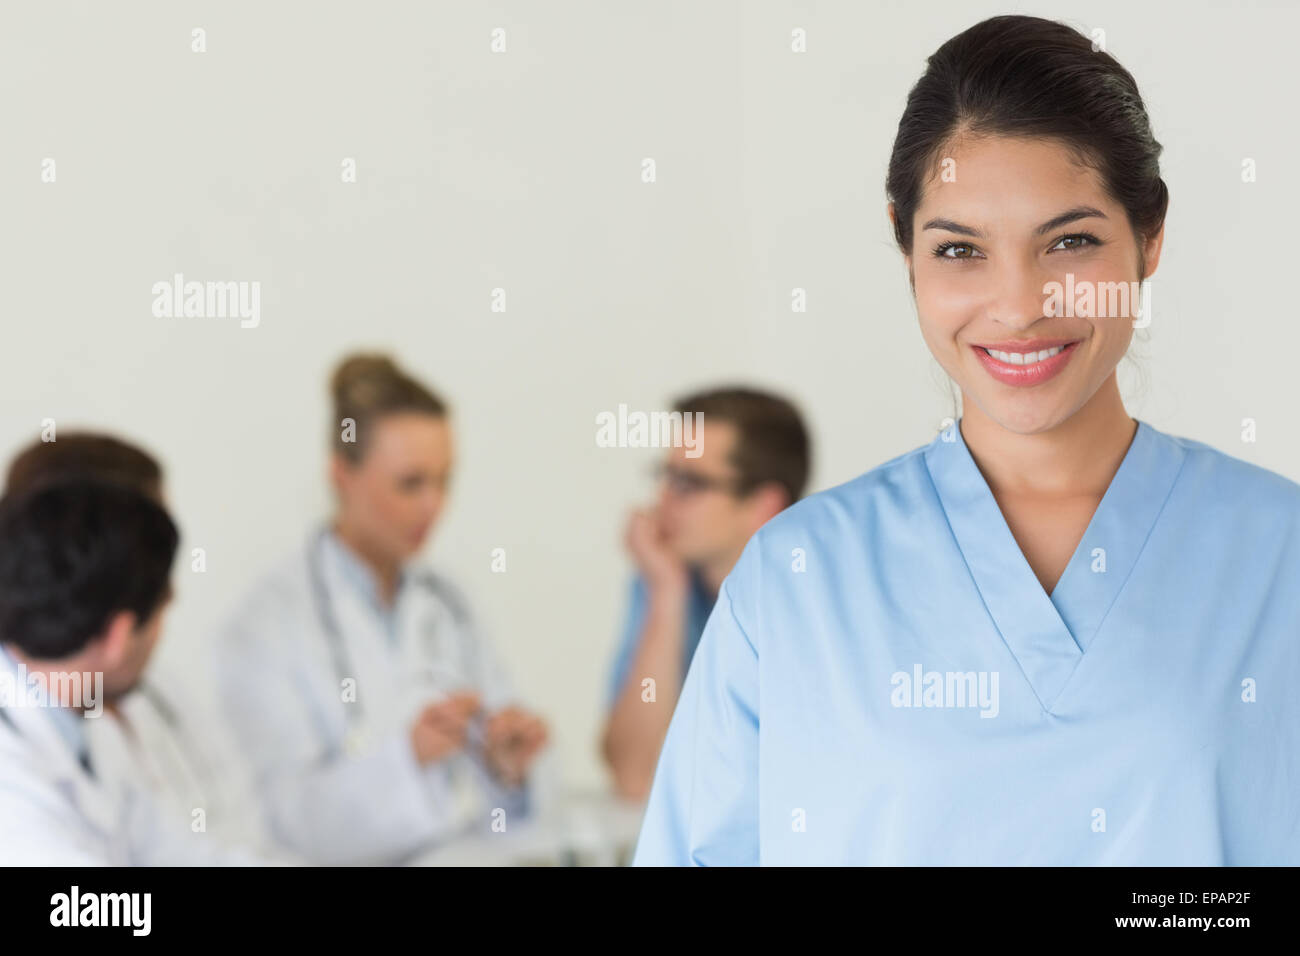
left=410, top=790, right=647, bottom=866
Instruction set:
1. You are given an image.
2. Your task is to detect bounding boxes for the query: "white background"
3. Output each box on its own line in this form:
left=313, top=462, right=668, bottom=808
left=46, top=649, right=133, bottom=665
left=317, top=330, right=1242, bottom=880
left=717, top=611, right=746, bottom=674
left=1, top=0, right=1296, bottom=792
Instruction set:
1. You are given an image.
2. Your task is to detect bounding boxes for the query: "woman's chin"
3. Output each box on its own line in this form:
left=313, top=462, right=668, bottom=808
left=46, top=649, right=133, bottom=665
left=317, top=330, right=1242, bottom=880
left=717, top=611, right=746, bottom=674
left=965, top=388, right=1076, bottom=437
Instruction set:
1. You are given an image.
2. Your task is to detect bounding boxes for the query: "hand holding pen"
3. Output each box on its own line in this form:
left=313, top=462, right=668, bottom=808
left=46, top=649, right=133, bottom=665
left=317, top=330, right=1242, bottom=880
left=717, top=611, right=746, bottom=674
left=409, top=691, right=481, bottom=766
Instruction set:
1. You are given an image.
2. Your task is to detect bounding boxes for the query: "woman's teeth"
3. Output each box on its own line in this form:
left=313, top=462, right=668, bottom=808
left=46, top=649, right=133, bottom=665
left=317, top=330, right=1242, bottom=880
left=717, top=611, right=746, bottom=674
left=983, top=345, right=1066, bottom=365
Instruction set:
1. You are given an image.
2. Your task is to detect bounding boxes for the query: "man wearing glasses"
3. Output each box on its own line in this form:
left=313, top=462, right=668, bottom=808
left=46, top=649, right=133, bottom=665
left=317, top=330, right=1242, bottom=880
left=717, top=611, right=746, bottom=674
left=601, top=388, right=811, bottom=800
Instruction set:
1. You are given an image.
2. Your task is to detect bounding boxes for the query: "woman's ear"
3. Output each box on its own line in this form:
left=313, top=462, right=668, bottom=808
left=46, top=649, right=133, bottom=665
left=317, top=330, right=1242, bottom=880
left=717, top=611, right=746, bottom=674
left=888, top=202, right=912, bottom=272
left=1141, top=223, right=1165, bottom=280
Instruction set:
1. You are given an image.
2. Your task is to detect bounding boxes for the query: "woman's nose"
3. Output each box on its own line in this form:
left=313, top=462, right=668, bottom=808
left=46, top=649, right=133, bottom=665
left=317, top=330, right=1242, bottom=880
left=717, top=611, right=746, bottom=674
left=984, top=258, right=1053, bottom=331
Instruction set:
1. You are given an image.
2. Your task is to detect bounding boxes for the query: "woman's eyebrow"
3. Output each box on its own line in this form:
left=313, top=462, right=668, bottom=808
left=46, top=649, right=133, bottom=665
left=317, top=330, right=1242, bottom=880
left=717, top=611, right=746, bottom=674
left=920, top=217, right=984, bottom=238
left=1034, top=205, right=1107, bottom=235
left=921, top=205, right=1108, bottom=238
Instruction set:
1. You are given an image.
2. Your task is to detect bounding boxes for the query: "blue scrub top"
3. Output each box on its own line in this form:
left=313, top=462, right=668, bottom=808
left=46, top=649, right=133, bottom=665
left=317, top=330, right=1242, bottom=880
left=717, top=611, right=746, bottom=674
left=607, top=573, right=716, bottom=709
left=633, top=419, right=1300, bottom=865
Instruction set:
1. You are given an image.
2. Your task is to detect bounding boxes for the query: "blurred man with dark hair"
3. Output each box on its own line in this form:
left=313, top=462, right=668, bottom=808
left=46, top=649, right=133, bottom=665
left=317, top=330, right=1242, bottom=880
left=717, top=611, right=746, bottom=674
left=601, top=387, right=811, bottom=800
left=0, top=472, right=260, bottom=864
left=3, top=432, right=264, bottom=855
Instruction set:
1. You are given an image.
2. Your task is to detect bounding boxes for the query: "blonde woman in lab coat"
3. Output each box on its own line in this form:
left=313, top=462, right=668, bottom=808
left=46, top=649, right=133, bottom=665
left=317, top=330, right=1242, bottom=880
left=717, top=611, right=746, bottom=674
left=216, top=354, right=548, bottom=865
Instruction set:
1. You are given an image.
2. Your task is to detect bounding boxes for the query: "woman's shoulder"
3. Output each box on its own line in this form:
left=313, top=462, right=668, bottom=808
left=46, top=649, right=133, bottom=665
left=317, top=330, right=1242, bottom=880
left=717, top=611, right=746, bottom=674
left=722, top=440, right=933, bottom=611
left=215, top=538, right=316, bottom=641
left=757, top=437, right=936, bottom=543
left=1152, top=424, right=1300, bottom=514
left=757, top=421, right=1300, bottom=542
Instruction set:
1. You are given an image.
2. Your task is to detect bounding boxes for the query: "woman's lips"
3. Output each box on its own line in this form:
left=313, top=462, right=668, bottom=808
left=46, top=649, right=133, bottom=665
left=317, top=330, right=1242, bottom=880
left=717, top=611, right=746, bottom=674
left=971, top=340, right=1080, bottom=387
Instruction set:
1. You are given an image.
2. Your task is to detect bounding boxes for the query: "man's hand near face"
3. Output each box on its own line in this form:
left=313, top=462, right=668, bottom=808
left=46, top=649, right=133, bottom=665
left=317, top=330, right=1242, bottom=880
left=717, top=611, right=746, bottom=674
left=624, top=508, right=688, bottom=597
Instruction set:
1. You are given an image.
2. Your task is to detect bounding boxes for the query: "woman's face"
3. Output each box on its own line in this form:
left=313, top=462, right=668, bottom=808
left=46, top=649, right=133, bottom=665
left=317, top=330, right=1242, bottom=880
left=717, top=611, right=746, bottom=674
left=899, top=134, right=1163, bottom=435
left=332, top=412, right=453, bottom=563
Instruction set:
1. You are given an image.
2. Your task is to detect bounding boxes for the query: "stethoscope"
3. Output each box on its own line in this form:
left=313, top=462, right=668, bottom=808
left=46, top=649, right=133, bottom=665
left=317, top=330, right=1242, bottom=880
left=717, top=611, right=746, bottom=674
left=127, top=680, right=221, bottom=806
left=306, top=527, right=488, bottom=759
left=0, top=676, right=216, bottom=801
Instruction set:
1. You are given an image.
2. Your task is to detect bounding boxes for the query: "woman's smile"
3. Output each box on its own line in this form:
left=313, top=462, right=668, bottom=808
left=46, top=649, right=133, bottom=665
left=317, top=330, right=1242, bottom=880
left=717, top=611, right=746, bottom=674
left=970, top=338, right=1083, bottom=387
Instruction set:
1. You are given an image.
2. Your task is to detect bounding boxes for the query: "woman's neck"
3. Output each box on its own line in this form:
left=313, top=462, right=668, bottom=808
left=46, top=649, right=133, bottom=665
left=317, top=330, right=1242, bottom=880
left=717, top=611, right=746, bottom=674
left=331, top=518, right=402, bottom=606
left=959, top=375, right=1137, bottom=499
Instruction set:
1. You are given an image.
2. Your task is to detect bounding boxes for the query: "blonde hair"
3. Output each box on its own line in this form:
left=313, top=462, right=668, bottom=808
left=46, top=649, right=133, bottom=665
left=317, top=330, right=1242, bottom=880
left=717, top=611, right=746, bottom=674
left=330, top=353, right=447, bottom=462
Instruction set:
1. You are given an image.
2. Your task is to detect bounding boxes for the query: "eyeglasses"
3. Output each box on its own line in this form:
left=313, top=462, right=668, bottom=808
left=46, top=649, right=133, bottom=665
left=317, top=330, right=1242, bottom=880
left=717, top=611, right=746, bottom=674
left=651, top=463, right=749, bottom=498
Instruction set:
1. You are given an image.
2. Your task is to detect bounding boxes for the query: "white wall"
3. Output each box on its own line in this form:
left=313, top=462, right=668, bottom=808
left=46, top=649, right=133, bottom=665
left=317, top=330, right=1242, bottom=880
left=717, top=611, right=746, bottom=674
left=2, top=0, right=1296, bottom=792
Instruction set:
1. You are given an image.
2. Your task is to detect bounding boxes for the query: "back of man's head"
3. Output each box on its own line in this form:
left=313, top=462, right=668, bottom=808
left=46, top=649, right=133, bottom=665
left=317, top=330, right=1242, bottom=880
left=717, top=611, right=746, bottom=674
left=5, top=432, right=163, bottom=501
left=0, top=479, right=178, bottom=661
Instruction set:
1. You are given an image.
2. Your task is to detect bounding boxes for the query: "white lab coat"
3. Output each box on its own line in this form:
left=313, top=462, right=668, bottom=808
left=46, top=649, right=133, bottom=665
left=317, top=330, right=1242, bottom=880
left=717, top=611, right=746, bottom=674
left=214, top=529, right=543, bottom=865
left=0, top=650, right=258, bottom=866
left=82, top=678, right=276, bottom=859
left=85, top=683, right=215, bottom=832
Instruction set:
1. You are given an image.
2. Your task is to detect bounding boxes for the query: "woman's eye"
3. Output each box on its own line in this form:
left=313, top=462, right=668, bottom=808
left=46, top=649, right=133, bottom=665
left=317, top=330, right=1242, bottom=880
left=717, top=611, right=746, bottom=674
left=934, top=242, right=980, bottom=260
left=1052, top=234, right=1098, bottom=252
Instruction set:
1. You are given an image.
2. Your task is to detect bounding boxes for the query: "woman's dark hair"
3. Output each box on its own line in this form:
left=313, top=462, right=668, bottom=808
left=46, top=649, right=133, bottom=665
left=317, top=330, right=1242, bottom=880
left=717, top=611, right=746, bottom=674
left=331, top=353, right=448, bottom=463
left=0, top=479, right=179, bottom=659
left=886, top=15, right=1168, bottom=276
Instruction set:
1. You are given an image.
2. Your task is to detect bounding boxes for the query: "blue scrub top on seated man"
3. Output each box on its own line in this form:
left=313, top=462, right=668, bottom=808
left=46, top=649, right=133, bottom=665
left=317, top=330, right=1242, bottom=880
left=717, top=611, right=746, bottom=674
left=601, top=388, right=812, bottom=801
left=605, top=572, right=715, bottom=708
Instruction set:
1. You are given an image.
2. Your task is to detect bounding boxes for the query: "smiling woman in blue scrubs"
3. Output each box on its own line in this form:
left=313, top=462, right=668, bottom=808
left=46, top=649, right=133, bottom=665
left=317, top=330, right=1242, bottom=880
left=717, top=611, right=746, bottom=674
left=634, top=14, right=1300, bottom=865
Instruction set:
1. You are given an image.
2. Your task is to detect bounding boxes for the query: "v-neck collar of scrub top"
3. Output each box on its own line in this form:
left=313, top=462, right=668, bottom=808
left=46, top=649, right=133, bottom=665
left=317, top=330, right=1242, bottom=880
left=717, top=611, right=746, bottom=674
left=922, top=417, right=1187, bottom=712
